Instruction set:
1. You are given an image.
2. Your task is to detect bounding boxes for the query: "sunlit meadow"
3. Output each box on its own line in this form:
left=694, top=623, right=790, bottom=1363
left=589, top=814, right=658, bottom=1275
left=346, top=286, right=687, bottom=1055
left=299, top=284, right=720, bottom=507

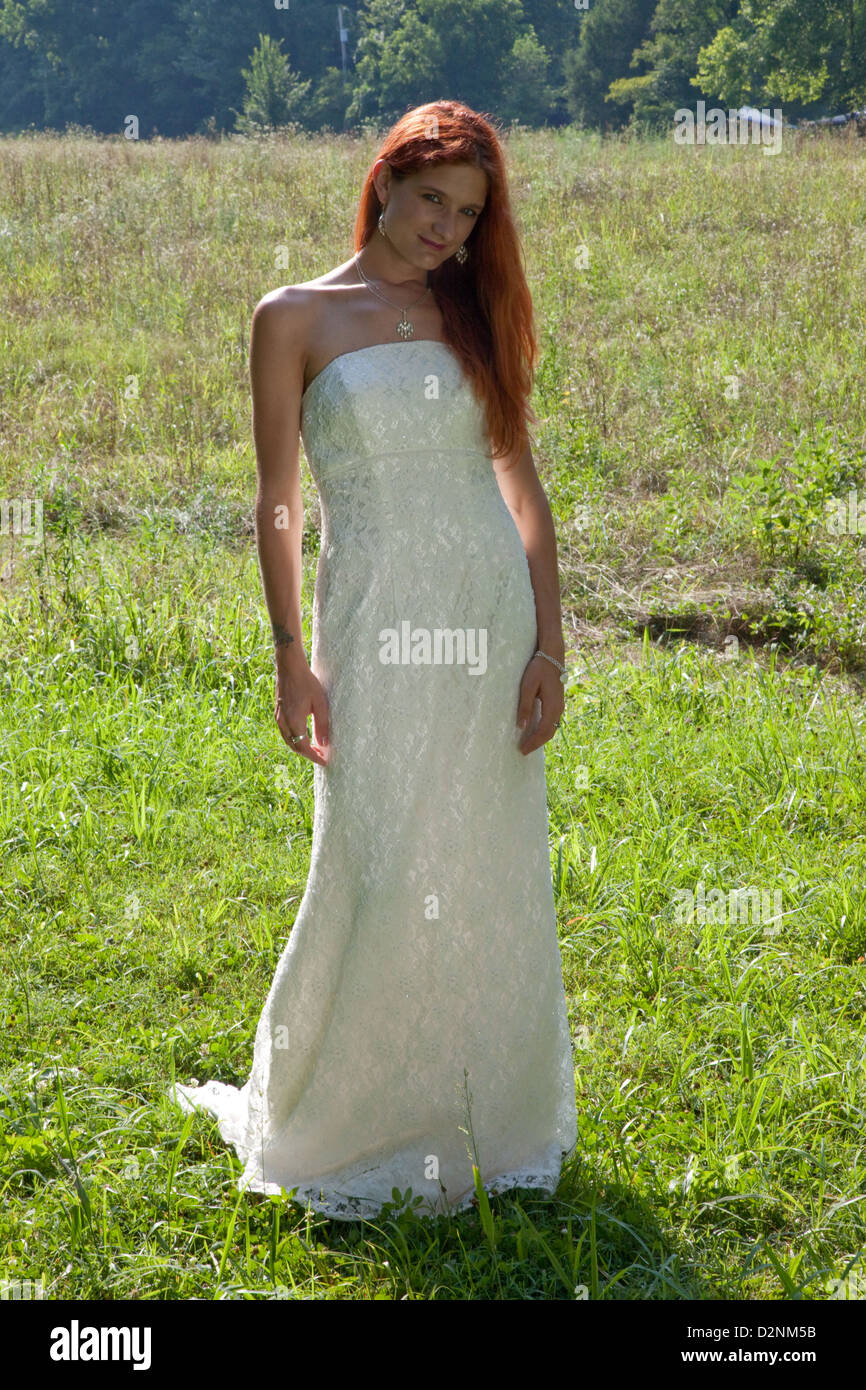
left=1, top=124, right=865, bottom=1299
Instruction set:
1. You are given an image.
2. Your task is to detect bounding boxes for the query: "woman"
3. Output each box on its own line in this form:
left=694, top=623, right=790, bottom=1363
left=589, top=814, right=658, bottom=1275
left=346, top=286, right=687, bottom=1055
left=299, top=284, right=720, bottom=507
left=170, top=99, right=578, bottom=1221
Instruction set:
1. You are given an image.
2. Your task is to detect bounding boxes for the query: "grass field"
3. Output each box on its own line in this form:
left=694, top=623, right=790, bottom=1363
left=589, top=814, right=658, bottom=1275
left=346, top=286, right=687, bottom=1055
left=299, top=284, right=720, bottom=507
left=1, top=125, right=865, bottom=1300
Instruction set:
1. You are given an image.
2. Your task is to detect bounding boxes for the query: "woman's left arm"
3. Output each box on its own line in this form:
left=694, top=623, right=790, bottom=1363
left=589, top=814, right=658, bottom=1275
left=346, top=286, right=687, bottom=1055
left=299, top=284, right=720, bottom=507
left=493, top=434, right=567, bottom=754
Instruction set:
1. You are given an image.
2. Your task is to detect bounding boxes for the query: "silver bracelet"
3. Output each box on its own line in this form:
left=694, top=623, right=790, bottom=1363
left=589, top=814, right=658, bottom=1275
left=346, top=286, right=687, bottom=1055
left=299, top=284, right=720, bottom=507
left=535, top=649, right=568, bottom=684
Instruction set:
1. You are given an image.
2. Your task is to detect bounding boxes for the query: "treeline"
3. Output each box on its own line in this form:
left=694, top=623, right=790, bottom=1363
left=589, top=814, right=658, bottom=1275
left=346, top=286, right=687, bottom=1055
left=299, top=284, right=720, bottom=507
left=0, top=0, right=864, bottom=137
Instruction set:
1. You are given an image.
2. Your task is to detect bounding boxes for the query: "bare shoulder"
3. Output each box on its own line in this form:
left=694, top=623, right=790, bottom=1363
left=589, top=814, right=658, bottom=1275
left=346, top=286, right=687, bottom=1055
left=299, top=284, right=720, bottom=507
left=251, top=264, right=355, bottom=382
left=253, top=260, right=356, bottom=328
left=248, top=285, right=321, bottom=412
left=251, top=283, right=317, bottom=348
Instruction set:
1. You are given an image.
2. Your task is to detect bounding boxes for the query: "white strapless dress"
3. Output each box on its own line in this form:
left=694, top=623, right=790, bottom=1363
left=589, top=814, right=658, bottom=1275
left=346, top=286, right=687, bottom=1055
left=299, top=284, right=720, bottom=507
left=168, top=339, right=577, bottom=1220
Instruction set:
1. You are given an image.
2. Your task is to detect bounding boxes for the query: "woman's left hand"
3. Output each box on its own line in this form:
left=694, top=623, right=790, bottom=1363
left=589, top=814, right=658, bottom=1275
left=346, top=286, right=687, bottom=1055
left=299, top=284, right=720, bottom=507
left=516, top=653, right=565, bottom=755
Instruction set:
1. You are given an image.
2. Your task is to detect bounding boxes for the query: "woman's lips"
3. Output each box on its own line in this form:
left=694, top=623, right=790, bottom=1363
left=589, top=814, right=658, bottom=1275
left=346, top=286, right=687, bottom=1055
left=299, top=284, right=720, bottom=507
left=419, top=235, right=445, bottom=250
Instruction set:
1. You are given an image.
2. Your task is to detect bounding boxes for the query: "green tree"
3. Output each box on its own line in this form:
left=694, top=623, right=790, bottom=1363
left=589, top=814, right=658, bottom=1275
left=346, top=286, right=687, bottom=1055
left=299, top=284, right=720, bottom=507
left=520, top=0, right=586, bottom=124
left=305, top=65, right=355, bottom=132
left=347, top=0, right=526, bottom=128
left=0, top=0, right=194, bottom=135
left=563, top=0, right=657, bottom=130
left=694, top=0, right=866, bottom=112
left=599, top=0, right=737, bottom=133
left=232, top=32, right=311, bottom=134
left=691, top=23, right=757, bottom=108
left=499, top=27, right=554, bottom=127
left=176, top=0, right=353, bottom=134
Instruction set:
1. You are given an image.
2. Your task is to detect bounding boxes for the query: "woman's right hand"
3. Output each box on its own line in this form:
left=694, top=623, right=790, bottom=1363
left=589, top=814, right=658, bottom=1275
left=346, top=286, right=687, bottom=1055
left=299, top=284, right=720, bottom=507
left=275, top=662, right=330, bottom=766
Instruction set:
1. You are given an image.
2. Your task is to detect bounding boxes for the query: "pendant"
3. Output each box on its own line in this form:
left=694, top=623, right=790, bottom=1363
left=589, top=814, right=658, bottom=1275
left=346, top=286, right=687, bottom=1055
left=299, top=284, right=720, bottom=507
left=397, top=313, right=414, bottom=339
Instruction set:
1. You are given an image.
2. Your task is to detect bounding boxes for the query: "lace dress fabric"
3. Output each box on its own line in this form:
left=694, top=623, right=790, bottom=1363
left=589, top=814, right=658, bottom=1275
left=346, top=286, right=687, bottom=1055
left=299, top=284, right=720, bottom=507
left=168, top=340, right=578, bottom=1220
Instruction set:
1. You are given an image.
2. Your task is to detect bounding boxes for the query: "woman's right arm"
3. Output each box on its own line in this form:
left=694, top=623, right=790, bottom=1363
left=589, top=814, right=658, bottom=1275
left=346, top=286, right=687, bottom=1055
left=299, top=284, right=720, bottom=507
left=250, top=291, right=329, bottom=766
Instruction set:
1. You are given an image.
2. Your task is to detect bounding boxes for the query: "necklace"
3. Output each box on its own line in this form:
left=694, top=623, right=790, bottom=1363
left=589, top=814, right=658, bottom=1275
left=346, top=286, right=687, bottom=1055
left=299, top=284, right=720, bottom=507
left=353, top=250, right=431, bottom=340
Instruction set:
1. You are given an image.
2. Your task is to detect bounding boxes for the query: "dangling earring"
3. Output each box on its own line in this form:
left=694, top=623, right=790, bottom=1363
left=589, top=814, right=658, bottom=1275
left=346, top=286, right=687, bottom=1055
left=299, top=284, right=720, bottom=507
left=378, top=210, right=387, bottom=239
left=454, top=241, right=468, bottom=265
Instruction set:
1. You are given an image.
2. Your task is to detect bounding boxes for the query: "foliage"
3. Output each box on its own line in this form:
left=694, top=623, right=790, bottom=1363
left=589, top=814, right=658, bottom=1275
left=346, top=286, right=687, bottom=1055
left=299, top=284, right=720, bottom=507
left=231, top=33, right=311, bottom=135
left=563, top=0, right=656, bottom=130
left=1, top=0, right=865, bottom=135
left=694, top=0, right=866, bottom=110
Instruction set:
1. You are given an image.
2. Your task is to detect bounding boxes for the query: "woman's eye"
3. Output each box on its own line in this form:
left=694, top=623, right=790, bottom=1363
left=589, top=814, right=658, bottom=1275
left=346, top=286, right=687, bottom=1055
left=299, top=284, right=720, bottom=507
left=424, top=193, right=475, bottom=217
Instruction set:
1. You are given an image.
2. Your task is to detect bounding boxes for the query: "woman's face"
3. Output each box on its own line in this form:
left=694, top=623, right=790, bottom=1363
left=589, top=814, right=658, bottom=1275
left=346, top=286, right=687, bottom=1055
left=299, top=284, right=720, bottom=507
left=375, top=161, right=488, bottom=264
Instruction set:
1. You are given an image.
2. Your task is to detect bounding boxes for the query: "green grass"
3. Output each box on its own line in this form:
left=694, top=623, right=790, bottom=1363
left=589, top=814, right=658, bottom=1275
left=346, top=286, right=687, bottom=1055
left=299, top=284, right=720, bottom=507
left=1, top=126, right=865, bottom=1300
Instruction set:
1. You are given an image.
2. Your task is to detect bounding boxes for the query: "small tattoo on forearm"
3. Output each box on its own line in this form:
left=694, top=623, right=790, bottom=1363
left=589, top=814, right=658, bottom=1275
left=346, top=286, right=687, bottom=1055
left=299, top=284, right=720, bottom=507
left=273, top=625, right=295, bottom=648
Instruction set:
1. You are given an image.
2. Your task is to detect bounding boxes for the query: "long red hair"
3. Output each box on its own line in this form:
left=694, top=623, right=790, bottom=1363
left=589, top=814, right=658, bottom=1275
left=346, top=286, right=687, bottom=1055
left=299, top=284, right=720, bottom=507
left=352, top=100, right=537, bottom=462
